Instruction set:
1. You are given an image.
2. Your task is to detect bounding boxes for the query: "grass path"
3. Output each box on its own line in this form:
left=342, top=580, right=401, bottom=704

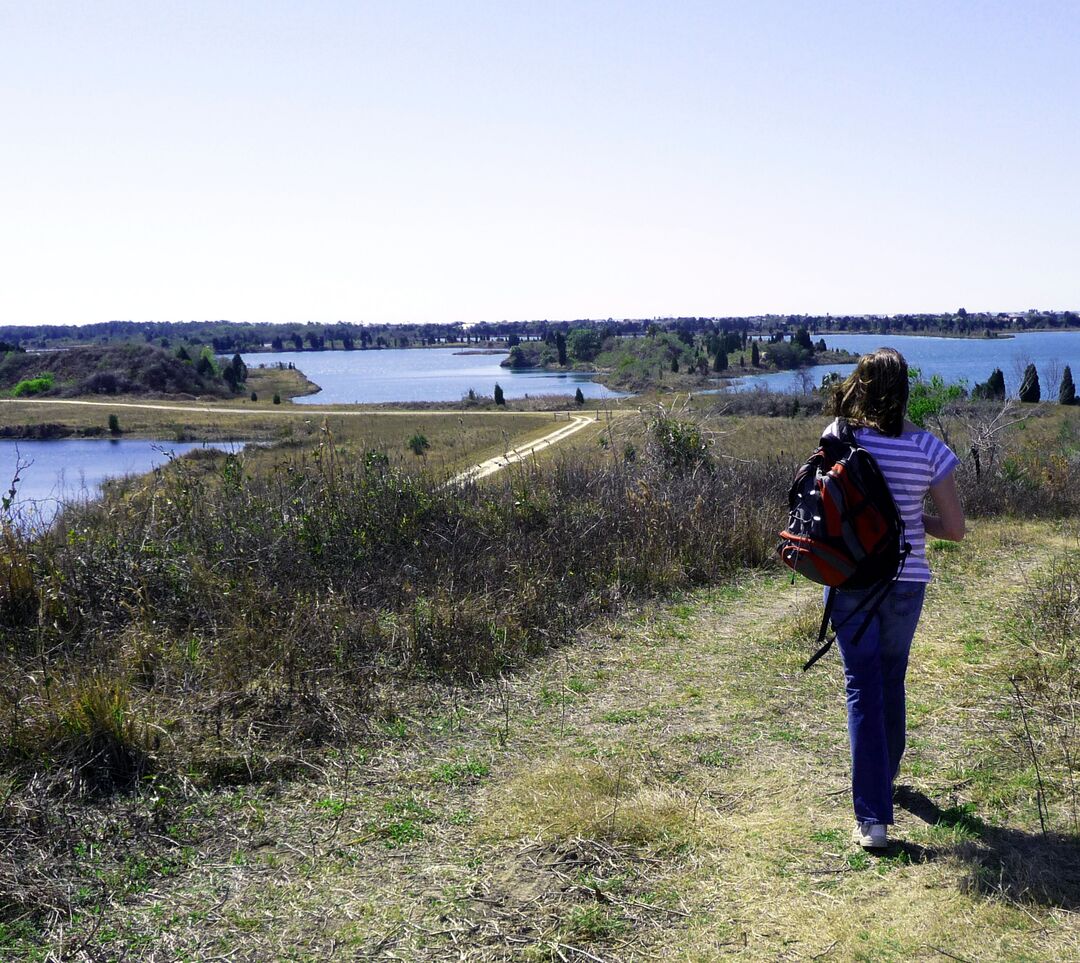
left=43, top=520, right=1080, bottom=961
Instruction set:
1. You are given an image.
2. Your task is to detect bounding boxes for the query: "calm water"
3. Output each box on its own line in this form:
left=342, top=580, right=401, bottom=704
left=722, top=331, right=1080, bottom=395
left=240, top=347, right=627, bottom=404
left=0, top=439, right=236, bottom=528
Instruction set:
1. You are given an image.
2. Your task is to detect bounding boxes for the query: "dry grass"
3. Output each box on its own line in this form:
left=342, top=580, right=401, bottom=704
left=6, top=519, right=1078, bottom=960
left=4, top=400, right=1080, bottom=960
left=484, top=758, right=717, bottom=851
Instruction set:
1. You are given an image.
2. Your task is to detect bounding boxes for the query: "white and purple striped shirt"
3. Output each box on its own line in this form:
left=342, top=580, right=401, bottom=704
left=824, top=419, right=959, bottom=583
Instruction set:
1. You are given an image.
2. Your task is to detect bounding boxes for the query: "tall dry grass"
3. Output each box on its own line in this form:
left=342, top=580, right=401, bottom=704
left=0, top=417, right=787, bottom=792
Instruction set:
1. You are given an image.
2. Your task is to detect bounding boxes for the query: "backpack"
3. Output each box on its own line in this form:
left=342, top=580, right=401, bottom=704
left=778, top=419, right=910, bottom=670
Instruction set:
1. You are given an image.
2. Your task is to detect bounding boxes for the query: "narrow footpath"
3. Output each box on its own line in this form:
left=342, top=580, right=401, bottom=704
left=450, top=415, right=596, bottom=483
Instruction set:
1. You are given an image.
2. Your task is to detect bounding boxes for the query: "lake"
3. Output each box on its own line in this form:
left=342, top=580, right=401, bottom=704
left=721, top=331, right=1080, bottom=395
left=0, top=439, right=239, bottom=529
left=239, top=347, right=627, bottom=404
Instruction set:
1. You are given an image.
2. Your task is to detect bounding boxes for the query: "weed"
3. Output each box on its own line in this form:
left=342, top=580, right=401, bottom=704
left=563, top=904, right=628, bottom=942
left=565, top=675, right=595, bottom=695
left=846, top=851, right=870, bottom=871
left=430, top=759, right=491, bottom=785
left=696, top=749, right=727, bottom=768
left=938, top=803, right=986, bottom=837
left=315, top=798, right=350, bottom=818
left=598, top=708, right=646, bottom=725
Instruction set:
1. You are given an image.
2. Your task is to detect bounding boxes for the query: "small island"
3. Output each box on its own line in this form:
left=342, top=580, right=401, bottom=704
left=501, top=326, right=858, bottom=391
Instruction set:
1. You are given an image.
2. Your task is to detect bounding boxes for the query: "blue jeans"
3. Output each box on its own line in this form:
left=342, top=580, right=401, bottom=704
left=828, top=581, right=926, bottom=825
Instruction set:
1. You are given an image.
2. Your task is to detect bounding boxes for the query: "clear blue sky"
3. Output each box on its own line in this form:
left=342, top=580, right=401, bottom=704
left=3, top=1, right=1078, bottom=325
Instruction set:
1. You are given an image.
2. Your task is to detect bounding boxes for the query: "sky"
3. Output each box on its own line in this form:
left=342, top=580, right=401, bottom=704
left=2, top=1, right=1078, bottom=325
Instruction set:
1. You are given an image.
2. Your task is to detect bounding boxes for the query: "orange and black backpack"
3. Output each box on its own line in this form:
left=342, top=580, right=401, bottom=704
left=779, top=419, right=910, bottom=670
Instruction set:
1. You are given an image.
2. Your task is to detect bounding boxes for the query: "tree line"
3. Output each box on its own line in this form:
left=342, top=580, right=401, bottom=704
left=5, top=310, right=1078, bottom=354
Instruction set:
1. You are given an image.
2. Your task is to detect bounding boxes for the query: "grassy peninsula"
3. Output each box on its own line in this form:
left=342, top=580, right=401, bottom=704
left=502, top=327, right=858, bottom=391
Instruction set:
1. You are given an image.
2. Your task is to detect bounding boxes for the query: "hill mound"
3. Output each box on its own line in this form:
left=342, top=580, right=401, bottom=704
left=0, top=343, right=230, bottom=397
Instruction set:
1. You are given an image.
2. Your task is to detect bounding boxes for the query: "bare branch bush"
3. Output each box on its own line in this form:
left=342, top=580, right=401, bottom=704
left=1007, top=546, right=1080, bottom=835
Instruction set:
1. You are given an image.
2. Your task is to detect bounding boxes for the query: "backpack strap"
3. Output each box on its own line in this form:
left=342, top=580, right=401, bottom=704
left=802, top=587, right=838, bottom=671
left=801, top=579, right=898, bottom=672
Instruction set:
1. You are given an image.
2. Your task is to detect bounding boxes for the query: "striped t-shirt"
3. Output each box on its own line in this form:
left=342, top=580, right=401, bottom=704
left=823, top=419, right=959, bottom=583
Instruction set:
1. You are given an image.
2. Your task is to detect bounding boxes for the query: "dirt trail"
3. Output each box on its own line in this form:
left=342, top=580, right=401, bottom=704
left=450, top=415, right=596, bottom=483
left=0, top=396, right=580, bottom=418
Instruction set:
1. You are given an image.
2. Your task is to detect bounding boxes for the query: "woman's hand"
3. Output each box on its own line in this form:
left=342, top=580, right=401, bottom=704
left=924, top=471, right=965, bottom=541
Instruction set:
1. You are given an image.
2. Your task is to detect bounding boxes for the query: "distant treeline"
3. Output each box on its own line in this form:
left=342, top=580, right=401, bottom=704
left=2, top=309, right=1078, bottom=353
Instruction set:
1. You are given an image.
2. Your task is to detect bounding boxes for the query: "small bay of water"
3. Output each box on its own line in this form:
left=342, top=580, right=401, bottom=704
left=0, top=439, right=238, bottom=528
left=721, top=331, right=1080, bottom=395
left=240, top=348, right=627, bottom=404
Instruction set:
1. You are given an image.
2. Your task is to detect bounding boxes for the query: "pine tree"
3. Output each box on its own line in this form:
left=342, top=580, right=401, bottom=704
left=713, top=349, right=728, bottom=372
left=494, top=383, right=505, bottom=405
left=574, top=387, right=584, bottom=405
left=1060, top=365, right=1076, bottom=405
left=670, top=355, right=679, bottom=373
left=751, top=341, right=760, bottom=367
left=973, top=368, right=1006, bottom=401
left=988, top=368, right=1006, bottom=400
left=1018, top=363, right=1041, bottom=403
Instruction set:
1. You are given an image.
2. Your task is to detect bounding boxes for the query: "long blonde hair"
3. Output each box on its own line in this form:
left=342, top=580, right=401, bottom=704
left=830, top=347, right=909, bottom=437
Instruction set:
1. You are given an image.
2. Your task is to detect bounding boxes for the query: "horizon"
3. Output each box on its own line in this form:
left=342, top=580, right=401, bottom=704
left=2, top=308, right=1076, bottom=331
left=4, top=2, right=1079, bottom=326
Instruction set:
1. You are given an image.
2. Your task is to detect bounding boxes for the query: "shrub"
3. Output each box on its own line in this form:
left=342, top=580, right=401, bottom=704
left=1006, top=553, right=1080, bottom=836
left=11, top=374, right=53, bottom=397
left=908, top=369, right=965, bottom=442
left=645, top=409, right=712, bottom=477
left=273, top=393, right=281, bottom=405
left=973, top=368, right=1006, bottom=401
left=107, top=413, right=121, bottom=436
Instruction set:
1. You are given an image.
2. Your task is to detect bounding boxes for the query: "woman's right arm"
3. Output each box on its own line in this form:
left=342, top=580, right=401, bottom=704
left=925, top=471, right=966, bottom=541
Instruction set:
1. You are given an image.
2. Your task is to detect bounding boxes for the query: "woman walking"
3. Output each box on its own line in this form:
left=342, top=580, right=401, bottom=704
left=825, top=348, right=966, bottom=849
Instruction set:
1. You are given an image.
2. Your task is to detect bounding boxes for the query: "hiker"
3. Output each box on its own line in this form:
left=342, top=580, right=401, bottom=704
left=824, top=348, right=965, bottom=850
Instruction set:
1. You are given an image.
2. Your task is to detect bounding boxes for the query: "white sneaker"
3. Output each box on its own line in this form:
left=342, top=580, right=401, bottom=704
left=853, top=820, right=888, bottom=849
